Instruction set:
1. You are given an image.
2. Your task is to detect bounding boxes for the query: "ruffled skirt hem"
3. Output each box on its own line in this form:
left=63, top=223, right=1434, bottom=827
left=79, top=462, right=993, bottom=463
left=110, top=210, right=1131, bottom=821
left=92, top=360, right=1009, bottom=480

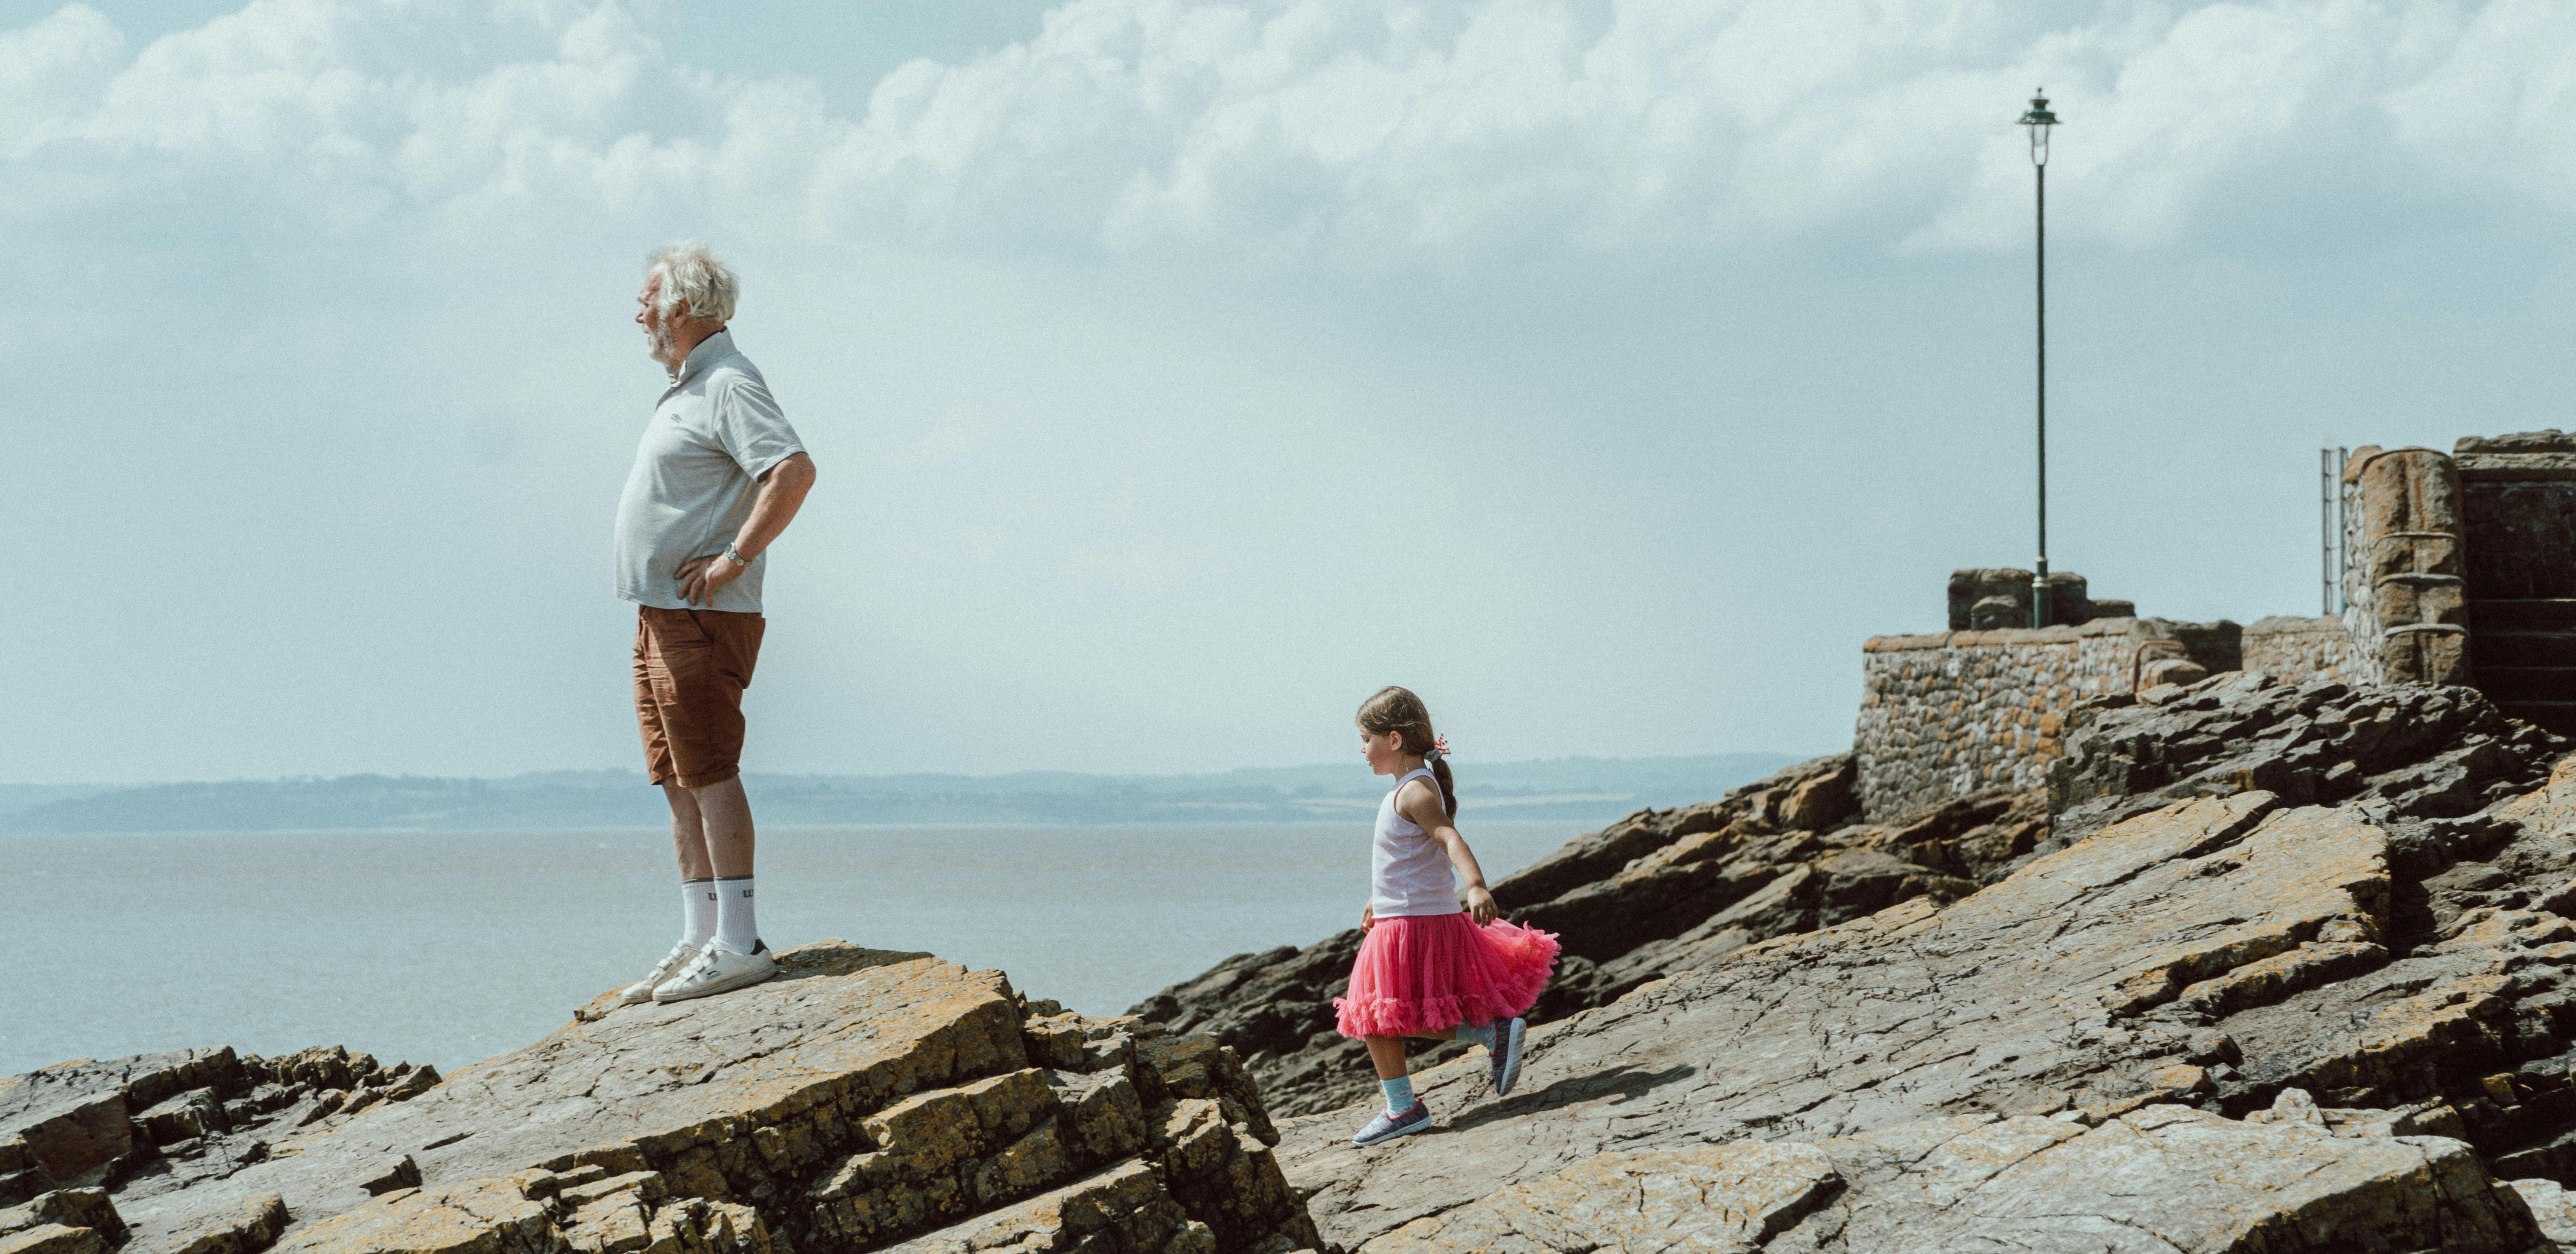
left=1332, top=912, right=1560, bottom=1038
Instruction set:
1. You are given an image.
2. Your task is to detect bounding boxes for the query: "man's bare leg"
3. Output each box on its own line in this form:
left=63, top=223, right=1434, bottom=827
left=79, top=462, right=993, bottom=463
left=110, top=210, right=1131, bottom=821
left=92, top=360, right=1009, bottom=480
left=660, top=778, right=757, bottom=950
left=646, top=775, right=776, bottom=1000
left=685, top=776, right=756, bottom=878
left=618, top=782, right=732, bottom=1005
left=664, top=783, right=713, bottom=880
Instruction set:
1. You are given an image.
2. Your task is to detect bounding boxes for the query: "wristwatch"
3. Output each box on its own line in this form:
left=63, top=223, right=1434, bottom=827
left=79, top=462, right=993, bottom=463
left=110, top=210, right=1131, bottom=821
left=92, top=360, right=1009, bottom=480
left=724, top=542, right=750, bottom=569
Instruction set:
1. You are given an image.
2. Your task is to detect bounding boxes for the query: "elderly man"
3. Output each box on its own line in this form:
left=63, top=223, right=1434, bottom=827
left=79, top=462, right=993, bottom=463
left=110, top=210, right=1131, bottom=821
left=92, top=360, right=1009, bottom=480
left=613, top=240, right=818, bottom=1005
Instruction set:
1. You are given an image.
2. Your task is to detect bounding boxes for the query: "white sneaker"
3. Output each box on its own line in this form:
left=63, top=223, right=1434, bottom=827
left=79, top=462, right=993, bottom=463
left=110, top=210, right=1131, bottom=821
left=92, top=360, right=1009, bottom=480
left=618, top=941, right=704, bottom=1006
left=653, top=941, right=778, bottom=1003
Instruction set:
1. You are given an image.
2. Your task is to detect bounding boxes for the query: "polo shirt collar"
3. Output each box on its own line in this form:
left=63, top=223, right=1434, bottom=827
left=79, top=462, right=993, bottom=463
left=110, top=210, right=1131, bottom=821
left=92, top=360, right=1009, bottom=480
left=667, top=328, right=733, bottom=391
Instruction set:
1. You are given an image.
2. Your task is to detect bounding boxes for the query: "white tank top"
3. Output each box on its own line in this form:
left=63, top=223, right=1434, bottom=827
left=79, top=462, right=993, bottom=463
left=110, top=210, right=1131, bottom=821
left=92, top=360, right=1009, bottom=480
left=1372, top=767, right=1462, bottom=917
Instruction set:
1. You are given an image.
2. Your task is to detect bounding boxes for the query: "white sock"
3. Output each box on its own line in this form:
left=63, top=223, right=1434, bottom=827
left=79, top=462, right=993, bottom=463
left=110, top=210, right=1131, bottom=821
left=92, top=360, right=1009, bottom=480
left=714, top=876, right=759, bottom=953
left=680, top=878, right=718, bottom=947
left=1456, top=1021, right=1495, bottom=1050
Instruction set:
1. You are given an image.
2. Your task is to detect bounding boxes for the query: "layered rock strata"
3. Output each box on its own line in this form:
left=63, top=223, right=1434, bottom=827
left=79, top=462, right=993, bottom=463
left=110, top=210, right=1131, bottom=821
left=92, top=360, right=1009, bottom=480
left=1131, top=755, right=2053, bottom=1117
left=2048, top=670, right=2564, bottom=845
left=3, top=946, right=1320, bottom=1254
left=1262, top=675, right=2576, bottom=1251
left=2, top=1045, right=438, bottom=1210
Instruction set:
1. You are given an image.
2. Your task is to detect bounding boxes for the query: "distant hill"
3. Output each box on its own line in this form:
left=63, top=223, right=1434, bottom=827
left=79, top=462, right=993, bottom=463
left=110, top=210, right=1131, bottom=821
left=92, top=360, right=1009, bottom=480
left=0, top=784, right=121, bottom=816
left=0, top=754, right=1812, bottom=835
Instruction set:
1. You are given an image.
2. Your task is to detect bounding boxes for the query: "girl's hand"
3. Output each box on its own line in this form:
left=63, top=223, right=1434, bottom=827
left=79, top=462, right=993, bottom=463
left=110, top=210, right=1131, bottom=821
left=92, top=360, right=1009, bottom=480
left=1466, top=885, right=1498, bottom=926
left=1361, top=903, right=1375, bottom=931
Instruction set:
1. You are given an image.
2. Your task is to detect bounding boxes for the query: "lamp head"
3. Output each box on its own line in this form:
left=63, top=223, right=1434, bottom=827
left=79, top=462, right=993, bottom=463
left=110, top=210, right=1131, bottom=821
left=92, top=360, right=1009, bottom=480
left=2019, top=90, right=2059, bottom=167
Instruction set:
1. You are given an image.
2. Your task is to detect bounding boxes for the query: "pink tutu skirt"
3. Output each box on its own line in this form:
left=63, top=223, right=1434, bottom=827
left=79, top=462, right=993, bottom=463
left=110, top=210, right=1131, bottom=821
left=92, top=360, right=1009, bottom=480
left=1333, top=911, right=1561, bottom=1038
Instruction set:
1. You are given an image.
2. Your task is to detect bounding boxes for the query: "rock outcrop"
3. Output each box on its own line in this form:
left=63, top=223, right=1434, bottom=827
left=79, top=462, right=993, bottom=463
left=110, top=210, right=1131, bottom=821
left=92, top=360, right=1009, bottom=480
left=3, top=946, right=1320, bottom=1254
left=2049, top=669, right=2562, bottom=845
left=1131, top=754, right=2051, bottom=1116
left=2, top=1045, right=438, bottom=1211
left=1215, top=674, right=2576, bottom=1251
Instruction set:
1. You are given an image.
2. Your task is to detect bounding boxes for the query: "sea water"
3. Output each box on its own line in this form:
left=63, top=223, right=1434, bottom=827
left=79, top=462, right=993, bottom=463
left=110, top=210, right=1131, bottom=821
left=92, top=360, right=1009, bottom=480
left=6, top=820, right=1586, bottom=1077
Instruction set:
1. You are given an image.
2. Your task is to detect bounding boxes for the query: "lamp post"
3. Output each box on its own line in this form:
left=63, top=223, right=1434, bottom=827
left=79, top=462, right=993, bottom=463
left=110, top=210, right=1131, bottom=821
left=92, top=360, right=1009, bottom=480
left=2020, top=90, right=2059, bottom=629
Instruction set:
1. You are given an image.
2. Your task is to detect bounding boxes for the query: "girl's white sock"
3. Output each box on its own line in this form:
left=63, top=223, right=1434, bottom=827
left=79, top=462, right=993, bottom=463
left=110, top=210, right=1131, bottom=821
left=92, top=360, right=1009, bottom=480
left=715, top=876, right=759, bottom=953
left=681, top=878, right=718, bottom=947
left=1455, top=1022, right=1495, bottom=1050
left=1380, top=1075, right=1415, bottom=1113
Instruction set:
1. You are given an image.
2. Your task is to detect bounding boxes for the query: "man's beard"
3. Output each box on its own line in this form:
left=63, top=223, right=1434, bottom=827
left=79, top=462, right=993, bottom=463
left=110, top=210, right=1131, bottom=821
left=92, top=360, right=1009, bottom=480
left=646, top=322, right=679, bottom=368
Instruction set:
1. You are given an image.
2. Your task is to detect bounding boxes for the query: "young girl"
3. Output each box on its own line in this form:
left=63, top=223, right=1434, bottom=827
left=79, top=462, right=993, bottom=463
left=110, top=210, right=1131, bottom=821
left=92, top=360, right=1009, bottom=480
left=1333, top=686, right=1560, bottom=1147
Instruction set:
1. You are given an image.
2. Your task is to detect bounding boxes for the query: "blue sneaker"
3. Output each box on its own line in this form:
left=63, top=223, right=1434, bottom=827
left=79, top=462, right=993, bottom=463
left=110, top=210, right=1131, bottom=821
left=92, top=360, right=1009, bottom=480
left=1350, top=1099, right=1432, bottom=1147
left=1490, top=1017, right=1527, bottom=1096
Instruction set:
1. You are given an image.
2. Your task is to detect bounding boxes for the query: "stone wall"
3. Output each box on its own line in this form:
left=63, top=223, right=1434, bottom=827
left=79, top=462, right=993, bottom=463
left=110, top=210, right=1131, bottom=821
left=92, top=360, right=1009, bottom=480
left=2242, top=615, right=2358, bottom=685
left=1854, top=617, right=2239, bottom=820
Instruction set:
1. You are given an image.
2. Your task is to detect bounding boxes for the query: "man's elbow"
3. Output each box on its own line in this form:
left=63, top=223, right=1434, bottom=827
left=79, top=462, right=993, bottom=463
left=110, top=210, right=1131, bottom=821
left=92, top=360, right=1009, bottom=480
left=770, top=453, right=818, bottom=490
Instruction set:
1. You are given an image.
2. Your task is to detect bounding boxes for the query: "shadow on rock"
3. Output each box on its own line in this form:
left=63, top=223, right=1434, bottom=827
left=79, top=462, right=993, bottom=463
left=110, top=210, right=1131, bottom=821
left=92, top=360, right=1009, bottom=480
left=1443, top=1063, right=1698, bottom=1135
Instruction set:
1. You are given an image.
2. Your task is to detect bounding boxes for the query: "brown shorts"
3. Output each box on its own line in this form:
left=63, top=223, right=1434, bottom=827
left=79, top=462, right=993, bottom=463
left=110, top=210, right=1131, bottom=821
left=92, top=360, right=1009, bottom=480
left=633, top=606, right=766, bottom=788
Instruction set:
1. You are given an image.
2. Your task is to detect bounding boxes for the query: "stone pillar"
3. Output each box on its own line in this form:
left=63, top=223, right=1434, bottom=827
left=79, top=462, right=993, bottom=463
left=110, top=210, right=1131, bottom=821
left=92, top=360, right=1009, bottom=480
left=2341, top=446, right=2470, bottom=685
left=1948, top=569, right=2095, bottom=630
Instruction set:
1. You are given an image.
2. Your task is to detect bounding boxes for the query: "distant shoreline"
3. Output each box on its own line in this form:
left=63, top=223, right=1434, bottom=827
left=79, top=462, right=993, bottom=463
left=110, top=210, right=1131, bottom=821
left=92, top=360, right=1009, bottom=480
left=1, top=813, right=1607, bottom=840
left=0, top=753, right=1815, bottom=837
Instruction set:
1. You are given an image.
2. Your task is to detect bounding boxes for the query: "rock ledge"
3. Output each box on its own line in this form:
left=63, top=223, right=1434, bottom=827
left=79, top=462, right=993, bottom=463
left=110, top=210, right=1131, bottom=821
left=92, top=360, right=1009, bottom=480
left=4, top=943, right=1320, bottom=1254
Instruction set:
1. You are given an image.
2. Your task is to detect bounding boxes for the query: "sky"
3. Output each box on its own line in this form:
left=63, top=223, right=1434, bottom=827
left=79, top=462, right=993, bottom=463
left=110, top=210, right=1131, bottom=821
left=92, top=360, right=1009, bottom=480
left=3, top=0, right=2573, bottom=785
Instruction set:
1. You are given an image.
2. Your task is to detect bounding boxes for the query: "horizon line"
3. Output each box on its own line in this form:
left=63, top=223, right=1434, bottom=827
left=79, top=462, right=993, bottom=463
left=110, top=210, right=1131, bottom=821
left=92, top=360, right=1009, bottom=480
left=0, top=749, right=1828, bottom=793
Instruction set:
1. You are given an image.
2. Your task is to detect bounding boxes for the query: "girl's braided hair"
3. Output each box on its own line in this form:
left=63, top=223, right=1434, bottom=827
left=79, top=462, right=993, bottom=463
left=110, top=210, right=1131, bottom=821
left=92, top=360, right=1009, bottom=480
left=1357, top=685, right=1456, bottom=818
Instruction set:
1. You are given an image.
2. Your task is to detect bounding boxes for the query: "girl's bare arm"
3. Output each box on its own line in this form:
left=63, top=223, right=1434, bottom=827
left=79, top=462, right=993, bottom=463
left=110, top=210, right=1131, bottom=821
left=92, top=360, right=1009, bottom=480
left=1400, top=779, right=1497, bottom=925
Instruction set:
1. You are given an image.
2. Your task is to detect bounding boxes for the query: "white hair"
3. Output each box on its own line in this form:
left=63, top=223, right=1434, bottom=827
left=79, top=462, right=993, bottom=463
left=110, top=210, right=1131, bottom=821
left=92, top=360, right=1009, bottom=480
left=645, top=239, right=739, bottom=325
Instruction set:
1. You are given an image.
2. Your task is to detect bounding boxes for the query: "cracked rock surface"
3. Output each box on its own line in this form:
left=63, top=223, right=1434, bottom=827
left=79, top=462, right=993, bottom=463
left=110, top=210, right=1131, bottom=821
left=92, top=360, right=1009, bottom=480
left=1265, top=676, right=2576, bottom=1252
left=1369, top=1100, right=2539, bottom=1253
left=4, top=945, right=1320, bottom=1254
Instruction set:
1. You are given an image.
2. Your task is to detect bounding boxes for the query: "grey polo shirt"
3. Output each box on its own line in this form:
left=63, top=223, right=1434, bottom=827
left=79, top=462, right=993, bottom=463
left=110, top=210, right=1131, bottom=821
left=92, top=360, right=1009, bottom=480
left=614, top=330, right=806, bottom=613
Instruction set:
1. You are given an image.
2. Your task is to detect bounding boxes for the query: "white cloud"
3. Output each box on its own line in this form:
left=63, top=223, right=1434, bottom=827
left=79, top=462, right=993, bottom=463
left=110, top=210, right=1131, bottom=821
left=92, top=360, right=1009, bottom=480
left=2386, top=0, right=2576, bottom=212
left=1, top=4, right=123, bottom=157
left=8, top=0, right=2576, bottom=260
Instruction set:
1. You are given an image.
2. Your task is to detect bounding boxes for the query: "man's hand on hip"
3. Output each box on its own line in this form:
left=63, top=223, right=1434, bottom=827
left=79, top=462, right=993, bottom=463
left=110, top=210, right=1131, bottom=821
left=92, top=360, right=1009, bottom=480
left=675, top=554, right=743, bottom=607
